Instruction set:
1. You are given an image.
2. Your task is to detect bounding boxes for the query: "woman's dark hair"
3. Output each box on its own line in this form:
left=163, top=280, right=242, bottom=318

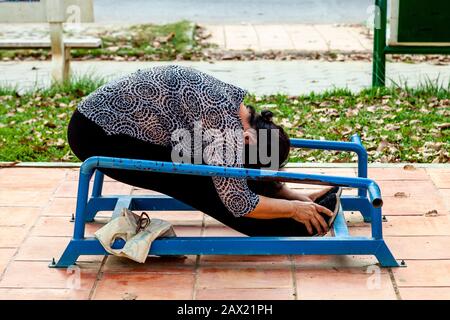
left=244, top=105, right=291, bottom=197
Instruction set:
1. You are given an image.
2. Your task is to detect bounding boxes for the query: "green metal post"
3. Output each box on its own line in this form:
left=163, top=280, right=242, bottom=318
left=372, top=0, right=388, bottom=87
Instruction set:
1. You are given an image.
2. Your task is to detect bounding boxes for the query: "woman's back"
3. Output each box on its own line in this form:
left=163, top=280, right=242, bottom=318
left=77, top=65, right=247, bottom=147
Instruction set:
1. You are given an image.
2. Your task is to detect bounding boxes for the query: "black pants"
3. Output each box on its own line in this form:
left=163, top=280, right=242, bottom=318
left=67, top=110, right=310, bottom=236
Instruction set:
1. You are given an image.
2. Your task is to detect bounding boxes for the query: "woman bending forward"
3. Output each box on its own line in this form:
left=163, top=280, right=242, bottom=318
left=68, top=65, right=334, bottom=236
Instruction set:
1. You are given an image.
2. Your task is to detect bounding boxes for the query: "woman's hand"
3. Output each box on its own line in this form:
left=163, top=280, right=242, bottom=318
left=290, top=200, right=333, bottom=235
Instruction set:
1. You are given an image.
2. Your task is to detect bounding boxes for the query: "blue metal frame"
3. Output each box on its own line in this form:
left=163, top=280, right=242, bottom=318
left=50, top=134, right=400, bottom=268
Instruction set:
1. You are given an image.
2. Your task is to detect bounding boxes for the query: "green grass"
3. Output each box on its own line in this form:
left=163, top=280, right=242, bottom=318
left=0, top=21, right=204, bottom=61
left=0, top=77, right=449, bottom=163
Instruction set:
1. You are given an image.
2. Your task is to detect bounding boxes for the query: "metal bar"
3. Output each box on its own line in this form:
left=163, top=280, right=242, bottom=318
left=290, top=137, right=366, bottom=156
left=112, top=196, right=133, bottom=219
left=85, top=197, right=118, bottom=222
left=350, top=134, right=368, bottom=198
left=332, top=207, right=349, bottom=237
left=73, top=171, right=93, bottom=240
left=71, top=236, right=381, bottom=256
left=290, top=135, right=369, bottom=198
left=53, top=236, right=399, bottom=268
left=371, top=207, right=383, bottom=239
left=375, top=241, right=401, bottom=267
left=80, top=156, right=383, bottom=208
left=91, top=170, right=104, bottom=197
left=340, top=196, right=372, bottom=222
left=87, top=195, right=195, bottom=213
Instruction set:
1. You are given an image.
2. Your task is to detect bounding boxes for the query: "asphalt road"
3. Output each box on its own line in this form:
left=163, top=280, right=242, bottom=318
left=94, top=0, right=373, bottom=24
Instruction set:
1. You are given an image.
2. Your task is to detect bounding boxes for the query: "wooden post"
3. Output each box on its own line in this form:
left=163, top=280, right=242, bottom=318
left=46, top=0, right=68, bottom=83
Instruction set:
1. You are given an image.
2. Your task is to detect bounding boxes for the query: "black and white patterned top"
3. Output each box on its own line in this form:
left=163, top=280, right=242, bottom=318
left=77, top=65, right=260, bottom=217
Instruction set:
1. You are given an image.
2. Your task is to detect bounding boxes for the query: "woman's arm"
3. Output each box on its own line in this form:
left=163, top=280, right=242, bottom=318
left=244, top=195, right=333, bottom=235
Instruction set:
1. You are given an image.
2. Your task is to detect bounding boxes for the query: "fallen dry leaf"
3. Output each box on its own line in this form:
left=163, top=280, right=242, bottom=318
left=394, top=192, right=408, bottom=198
left=436, top=123, right=450, bottom=130
left=424, top=209, right=439, bottom=217
left=122, top=292, right=138, bottom=300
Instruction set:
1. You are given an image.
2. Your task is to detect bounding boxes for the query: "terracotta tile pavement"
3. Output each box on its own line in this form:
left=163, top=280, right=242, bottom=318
left=399, top=287, right=450, bottom=300
left=295, top=268, right=397, bottom=300
left=92, top=273, right=195, bottom=300
left=0, top=166, right=449, bottom=300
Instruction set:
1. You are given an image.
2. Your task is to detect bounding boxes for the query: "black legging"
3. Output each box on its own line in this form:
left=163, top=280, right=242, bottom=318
left=67, top=110, right=311, bottom=236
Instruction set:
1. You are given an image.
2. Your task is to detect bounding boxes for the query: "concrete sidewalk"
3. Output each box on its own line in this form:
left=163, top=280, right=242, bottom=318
left=205, top=24, right=372, bottom=53
left=0, top=23, right=372, bottom=54
left=2, top=60, right=450, bottom=95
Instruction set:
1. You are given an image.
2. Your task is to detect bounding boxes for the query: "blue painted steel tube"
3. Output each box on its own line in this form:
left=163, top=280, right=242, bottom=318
left=80, top=156, right=383, bottom=208
left=350, top=134, right=369, bottom=197
left=73, top=172, right=93, bottom=240
left=91, top=170, right=104, bottom=197
left=74, top=236, right=381, bottom=256
left=290, top=135, right=368, bottom=198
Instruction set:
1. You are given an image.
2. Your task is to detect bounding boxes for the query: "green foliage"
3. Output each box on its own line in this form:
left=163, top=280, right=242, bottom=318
left=0, top=78, right=449, bottom=163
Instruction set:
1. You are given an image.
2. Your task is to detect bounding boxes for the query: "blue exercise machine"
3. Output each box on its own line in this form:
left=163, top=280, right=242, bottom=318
left=50, top=134, right=402, bottom=268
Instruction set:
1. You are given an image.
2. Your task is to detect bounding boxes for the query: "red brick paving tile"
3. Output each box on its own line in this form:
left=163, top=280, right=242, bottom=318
left=66, top=169, right=115, bottom=182
left=286, top=167, right=357, bottom=177
left=378, top=180, right=440, bottom=198
left=0, top=260, right=100, bottom=290
left=392, top=260, right=450, bottom=287
left=0, top=176, right=62, bottom=192
left=0, top=207, right=41, bottom=227
left=92, top=272, right=195, bottom=300
left=55, top=180, right=132, bottom=198
left=293, top=254, right=379, bottom=269
left=368, top=167, right=429, bottom=181
left=439, top=189, right=450, bottom=212
left=349, top=216, right=450, bottom=237
left=283, top=168, right=357, bottom=189
left=102, top=255, right=196, bottom=273
left=296, top=268, right=397, bottom=300
left=31, top=216, right=105, bottom=237
left=399, top=287, right=450, bottom=300
left=0, top=190, right=54, bottom=207
left=197, top=267, right=292, bottom=289
left=196, top=288, right=294, bottom=300
left=15, top=236, right=103, bottom=263
left=427, top=169, right=450, bottom=189
left=0, top=288, right=90, bottom=300
left=0, top=226, right=30, bottom=248
left=42, top=197, right=77, bottom=217
left=381, top=195, right=448, bottom=216
left=0, top=249, right=15, bottom=274
left=200, top=255, right=291, bottom=267
left=90, top=181, right=133, bottom=196
left=386, top=236, right=450, bottom=260
left=0, top=168, right=66, bottom=185
left=203, top=226, right=245, bottom=237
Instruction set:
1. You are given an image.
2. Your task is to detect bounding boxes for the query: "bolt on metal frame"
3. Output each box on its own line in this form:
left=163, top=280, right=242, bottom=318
left=50, top=134, right=401, bottom=268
